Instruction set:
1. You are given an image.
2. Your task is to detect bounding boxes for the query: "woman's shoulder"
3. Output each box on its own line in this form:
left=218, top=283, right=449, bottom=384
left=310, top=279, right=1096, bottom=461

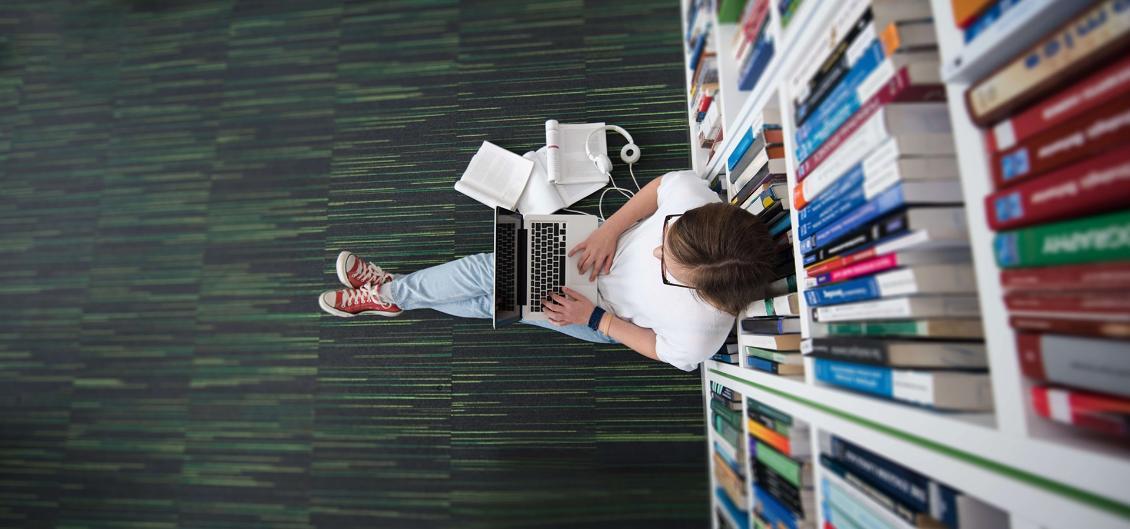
left=657, top=170, right=721, bottom=211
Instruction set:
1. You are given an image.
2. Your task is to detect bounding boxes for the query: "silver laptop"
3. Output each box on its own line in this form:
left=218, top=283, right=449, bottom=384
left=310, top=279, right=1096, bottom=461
left=493, top=207, right=600, bottom=327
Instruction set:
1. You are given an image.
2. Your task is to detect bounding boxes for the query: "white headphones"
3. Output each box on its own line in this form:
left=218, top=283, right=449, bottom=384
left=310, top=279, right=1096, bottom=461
left=584, top=125, right=643, bottom=220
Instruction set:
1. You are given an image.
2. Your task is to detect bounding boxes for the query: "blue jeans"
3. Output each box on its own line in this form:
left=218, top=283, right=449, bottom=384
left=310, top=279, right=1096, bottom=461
left=383, top=253, right=618, bottom=344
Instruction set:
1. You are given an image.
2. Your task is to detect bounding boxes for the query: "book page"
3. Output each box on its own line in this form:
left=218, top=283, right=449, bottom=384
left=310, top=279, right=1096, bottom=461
left=557, top=122, right=610, bottom=185
left=516, top=147, right=605, bottom=214
left=455, top=141, right=534, bottom=209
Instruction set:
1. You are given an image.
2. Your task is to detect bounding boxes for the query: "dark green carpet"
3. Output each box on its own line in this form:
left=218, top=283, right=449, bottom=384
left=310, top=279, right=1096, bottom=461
left=0, top=1, right=706, bottom=528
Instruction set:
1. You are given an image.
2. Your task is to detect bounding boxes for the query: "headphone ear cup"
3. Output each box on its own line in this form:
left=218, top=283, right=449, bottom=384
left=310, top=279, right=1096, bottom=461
left=595, top=155, right=614, bottom=176
left=620, top=143, right=641, bottom=165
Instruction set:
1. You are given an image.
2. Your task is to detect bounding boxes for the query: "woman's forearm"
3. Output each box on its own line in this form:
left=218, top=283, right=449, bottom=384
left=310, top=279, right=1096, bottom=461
left=601, top=313, right=659, bottom=361
left=600, top=175, right=661, bottom=237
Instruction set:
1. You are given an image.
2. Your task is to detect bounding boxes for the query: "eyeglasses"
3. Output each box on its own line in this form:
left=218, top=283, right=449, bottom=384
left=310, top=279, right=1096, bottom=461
left=661, top=214, right=693, bottom=289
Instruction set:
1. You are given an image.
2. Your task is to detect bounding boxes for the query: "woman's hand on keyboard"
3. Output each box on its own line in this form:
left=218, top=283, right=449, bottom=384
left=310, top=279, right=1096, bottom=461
left=569, top=224, right=618, bottom=281
left=542, top=287, right=595, bottom=326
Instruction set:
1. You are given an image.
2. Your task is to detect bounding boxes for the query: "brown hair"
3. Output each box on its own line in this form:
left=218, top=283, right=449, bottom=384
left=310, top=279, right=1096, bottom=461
left=665, top=202, right=777, bottom=316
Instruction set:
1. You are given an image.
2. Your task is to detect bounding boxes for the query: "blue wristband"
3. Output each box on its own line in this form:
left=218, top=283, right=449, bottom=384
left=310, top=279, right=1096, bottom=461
left=587, top=307, right=606, bottom=331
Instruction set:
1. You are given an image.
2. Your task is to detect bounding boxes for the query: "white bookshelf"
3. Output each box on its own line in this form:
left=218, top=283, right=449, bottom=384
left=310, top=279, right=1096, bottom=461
left=685, top=2, right=1130, bottom=529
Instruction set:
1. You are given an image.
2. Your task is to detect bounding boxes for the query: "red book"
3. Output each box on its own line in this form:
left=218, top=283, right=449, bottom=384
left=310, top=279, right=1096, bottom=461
left=1031, top=385, right=1130, bottom=438
left=697, top=94, right=714, bottom=114
left=988, top=54, right=1130, bottom=153
left=984, top=147, right=1130, bottom=230
left=1006, top=291, right=1130, bottom=320
left=796, top=67, right=946, bottom=181
left=1017, top=332, right=1130, bottom=397
left=991, top=92, right=1130, bottom=189
left=742, top=0, right=770, bottom=42
left=1000, top=262, right=1130, bottom=291
left=1010, top=316, right=1130, bottom=339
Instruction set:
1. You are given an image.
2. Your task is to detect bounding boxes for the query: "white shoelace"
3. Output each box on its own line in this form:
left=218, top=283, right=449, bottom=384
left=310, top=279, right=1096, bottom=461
left=354, top=260, right=390, bottom=285
left=342, top=283, right=393, bottom=307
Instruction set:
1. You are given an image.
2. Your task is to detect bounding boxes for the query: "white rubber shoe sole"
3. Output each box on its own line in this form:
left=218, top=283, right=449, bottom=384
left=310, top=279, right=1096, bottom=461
left=335, top=250, right=355, bottom=288
left=318, top=291, right=402, bottom=318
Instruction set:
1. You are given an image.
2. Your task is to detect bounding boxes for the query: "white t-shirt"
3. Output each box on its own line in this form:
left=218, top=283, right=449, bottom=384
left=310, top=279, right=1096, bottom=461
left=597, top=170, right=735, bottom=371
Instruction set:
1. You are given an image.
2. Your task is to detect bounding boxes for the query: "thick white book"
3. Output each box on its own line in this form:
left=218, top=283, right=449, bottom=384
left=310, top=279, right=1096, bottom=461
left=814, top=295, right=981, bottom=322
left=454, top=141, right=534, bottom=210
left=545, top=122, right=607, bottom=185
left=744, top=293, right=800, bottom=317
left=515, top=147, right=605, bottom=215
left=740, top=333, right=802, bottom=351
left=806, top=264, right=977, bottom=307
left=815, top=359, right=993, bottom=411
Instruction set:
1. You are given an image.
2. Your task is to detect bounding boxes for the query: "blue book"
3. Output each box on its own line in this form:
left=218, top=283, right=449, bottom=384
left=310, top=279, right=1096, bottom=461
left=796, top=162, right=869, bottom=239
left=688, top=31, right=708, bottom=72
left=717, top=487, right=751, bottom=528
left=814, top=358, right=896, bottom=399
left=803, top=275, right=881, bottom=307
left=769, top=214, right=791, bottom=237
left=754, top=485, right=798, bottom=529
left=727, top=127, right=756, bottom=172
left=794, top=40, right=886, bottom=163
left=823, top=477, right=896, bottom=529
left=685, top=0, right=701, bottom=43
left=738, top=26, right=775, bottom=91
left=963, top=0, right=1024, bottom=43
left=714, top=441, right=740, bottom=469
left=830, top=435, right=959, bottom=527
left=800, top=183, right=913, bottom=255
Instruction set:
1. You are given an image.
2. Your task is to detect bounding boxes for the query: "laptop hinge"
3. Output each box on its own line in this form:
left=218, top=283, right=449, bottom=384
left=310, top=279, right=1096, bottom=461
left=516, top=227, right=528, bottom=306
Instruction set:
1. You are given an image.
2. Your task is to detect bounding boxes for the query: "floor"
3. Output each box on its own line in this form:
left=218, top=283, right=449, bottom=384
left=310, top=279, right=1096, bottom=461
left=0, top=1, right=707, bottom=528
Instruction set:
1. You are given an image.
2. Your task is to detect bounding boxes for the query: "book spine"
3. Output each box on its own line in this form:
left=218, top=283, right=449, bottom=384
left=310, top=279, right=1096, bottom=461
left=739, top=30, right=776, bottom=91
left=796, top=21, right=878, bottom=126
left=798, top=163, right=866, bottom=239
left=730, top=132, right=769, bottom=183
left=1000, top=261, right=1130, bottom=290
left=795, top=8, right=873, bottom=116
left=754, top=485, right=802, bottom=529
left=731, top=164, right=772, bottom=206
left=823, top=477, right=898, bottom=529
left=805, top=208, right=922, bottom=266
left=753, top=461, right=805, bottom=516
left=992, top=93, right=1130, bottom=189
left=749, top=400, right=794, bottom=427
left=990, top=53, right=1130, bottom=152
left=748, top=417, right=791, bottom=455
left=711, top=399, right=743, bottom=429
left=770, top=215, right=791, bottom=237
left=801, top=182, right=912, bottom=255
left=829, top=436, right=931, bottom=513
left=796, top=67, right=945, bottom=180
left=804, top=275, right=881, bottom=307
left=715, top=414, right=743, bottom=448
left=787, top=0, right=870, bottom=99
left=727, top=126, right=756, bottom=171
left=1005, top=292, right=1130, bottom=315
left=952, top=0, right=998, bottom=27
left=1032, top=386, right=1130, bottom=436
left=993, top=209, right=1130, bottom=268
left=795, top=107, right=894, bottom=210
left=795, top=40, right=887, bottom=163
left=814, top=358, right=897, bottom=399
left=987, top=146, right=1130, bottom=230
left=755, top=441, right=804, bottom=488
left=741, top=319, right=786, bottom=334
left=746, top=347, right=799, bottom=364
left=1011, top=316, right=1130, bottom=339
left=806, top=338, right=889, bottom=364
left=1017, top=332, right=1130, bottom=398
left=815, top=253, right=899, bottom=286
left=748, top=356, right=785, bottom=374
left=961, top=0, right=1020, bottom=43
left=819, top=455, right=923, bottom=527
left=965, top=0, right=1130, bottom=127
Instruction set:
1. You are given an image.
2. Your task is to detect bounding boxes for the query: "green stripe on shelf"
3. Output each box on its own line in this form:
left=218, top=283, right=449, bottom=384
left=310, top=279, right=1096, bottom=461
left=708, top=368, right=1130, bottom=520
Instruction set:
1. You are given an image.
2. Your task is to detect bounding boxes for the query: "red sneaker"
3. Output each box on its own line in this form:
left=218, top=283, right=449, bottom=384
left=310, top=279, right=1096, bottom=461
left=318, top=283, right=402, bottom=317
left=336, top=250, right=393, bottom=289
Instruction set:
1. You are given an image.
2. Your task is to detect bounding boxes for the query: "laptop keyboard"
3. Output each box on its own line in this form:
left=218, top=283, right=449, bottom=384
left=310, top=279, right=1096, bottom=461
left=528, top=222, right=567, bottom=312
left=496, top=222, right=517, bottom=314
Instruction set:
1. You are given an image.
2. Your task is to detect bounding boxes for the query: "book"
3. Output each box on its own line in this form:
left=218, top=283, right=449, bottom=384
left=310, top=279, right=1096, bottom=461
left=754, top=484, right=808, bottom=529
left=714, top=412, right=743, bottom=448
left=748, top=356, right=806, bottom=376
left=800, top=182, right=965, bottom=255
left=739, top=24, right=776, bottom=91
left=796, top=66, right=948, bottom=181
left=792, top=5, right=876, bottom=125
left=828, top=435, right=960, bottom=526
left=806, top=248, right=972, bottom=288
left=951, top=0, right=996, bottom=28
left=993, top=210, right=1130, bottom=268
left=802, top=337, right=988, bottom=368
left=748, top=418, right=809, bottom=458
left=714, top=453, right=747, bottom=509
left=989, top=53, right=1130, bottom=153
left=754, top=439, right=813, bottom=489
left=1017, top=333, right=1130, bottom=397
left=745, top=293, right=801, bottom=317
left=732, top=160, right=788, bottom=206
left=765, top=275, right=798, bottom=297
left=1000, top=261, right=1130, bottom=291
left=786, top=0, right=868, bottom=100
left=795, top=104, right=954, bottom=208
left=1010, top=316, right=1130, bottom=339
left=798, top=153, right=959, bottom=239
left=710, top=380, right=739, bottom=402
left=804, top=208, right=970, bottom=267
left=712, top=352, right=739, bottom=364
left=820, top=455, right=947, bottom=529
left=454, top=141, right=535, bottom=210
left=822, top=468, right=944, bottom=529
left=814, top=295, right=981, bottom=323
left=965, top=0, right=1130, bottom=127
left=962, top=0, right=1023, bottom=44
left=987, top=147, right=1130, bottom=230
left=770, top=215, right=791, bottom=237
left=715, top=440, right=746, bottom=470
left=743, top=333, right=803, bottom=351
left=811, top=319, right=985, bottom=340
left=992, top=92, right=1130, bottom=189
left=742, top=317, right=802, bottom=334
left=716, top=487, right=750, bottom=529
left=729, top=127, right=785, bottom=182
left=748, top=398, right=795, bottom=427
left=727, top=118, right=779, bottom=172
left=1005, top=291, right=1130, bottom=321
left=1031, top=385, right=1130, bottom=438
left=753, top=460, right=812, bottom=517
left=516, top=147, right=607, bottom=215
left=712, top=399, right=743, bottom=430
left=746, top=346, right=803, bottom=365
left=795, top=47, right=941, bottom=163
left=717, top=0, right=747, bottom=23
left=803, top=264, right=976, bottom=307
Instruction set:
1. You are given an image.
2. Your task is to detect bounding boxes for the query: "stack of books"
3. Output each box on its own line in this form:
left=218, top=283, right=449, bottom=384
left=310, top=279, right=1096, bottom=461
left=964, top=0, right=1130, bottom=438
left=687, top=0, right=723, bottom=163
left=787, top=1, right=990, bottom=412
left=951, top=0, right=1027, bottom=44
left=710, top=381, right=750, bottom=527
left=730, top=0, right=775, bottom=91
left=747, top=398, right=815, bottom=529
left=730, top=106, right=802, bottom=376
left=712, top=332, right=741, bottom=365
left=820, top=433, right=1008, bottom=529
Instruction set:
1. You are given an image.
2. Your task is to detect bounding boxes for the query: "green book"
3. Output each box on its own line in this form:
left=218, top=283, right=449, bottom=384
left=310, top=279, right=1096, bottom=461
left=714, top=415, right=742, bottom=449
left=744, top=346, right=803, bottom=365
left=711, top=399, right=742, bottom=429
left=748, top=399, right=793, bottom=428
left=718, top=0, right=747, bottom=23
left=814, top=319, right=984, bottom=339
left=754, top=440, right=809, bottom=488
left=994, top=210, right=1130, bottom=268
left=780, top=0, right=804, bottom=28
left=765, top=274, right=798, bottom=297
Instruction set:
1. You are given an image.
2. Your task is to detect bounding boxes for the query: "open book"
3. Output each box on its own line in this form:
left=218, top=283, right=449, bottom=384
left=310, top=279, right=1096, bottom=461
left=516, top=147, right=606, bottom=214
left=453, top=141, right=534, bottom=210
left=547, top=122, right=608, bottom=185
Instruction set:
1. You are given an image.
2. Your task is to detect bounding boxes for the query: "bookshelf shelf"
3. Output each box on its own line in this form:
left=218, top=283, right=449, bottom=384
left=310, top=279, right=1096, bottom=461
left=688, top=1, right=1130, bottom=528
